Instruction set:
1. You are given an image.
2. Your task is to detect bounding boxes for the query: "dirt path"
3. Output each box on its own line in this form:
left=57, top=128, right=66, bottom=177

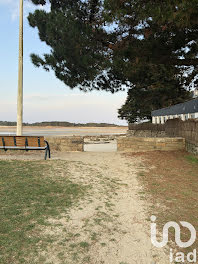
left=0, top=151, right=169, bottom=263
left=50, top=152, right=169, bottom=264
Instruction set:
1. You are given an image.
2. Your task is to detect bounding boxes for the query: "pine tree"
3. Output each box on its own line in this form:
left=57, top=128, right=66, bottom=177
left=29, top=0, right=198, bottom=121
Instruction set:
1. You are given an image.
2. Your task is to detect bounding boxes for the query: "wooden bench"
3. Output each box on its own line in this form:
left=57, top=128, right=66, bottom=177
left=0, top=136, right=51, bottom=160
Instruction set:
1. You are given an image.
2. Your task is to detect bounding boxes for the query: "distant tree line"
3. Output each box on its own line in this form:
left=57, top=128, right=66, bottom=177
left=0, top=121, right=122, bottom=127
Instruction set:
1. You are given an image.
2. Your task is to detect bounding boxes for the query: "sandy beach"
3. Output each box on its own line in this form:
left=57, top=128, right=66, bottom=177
left=0, top=126, right=128, bottom=136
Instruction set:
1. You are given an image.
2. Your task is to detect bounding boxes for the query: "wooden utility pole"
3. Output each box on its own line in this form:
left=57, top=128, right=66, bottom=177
left=17, top=0, right=23, bottom=136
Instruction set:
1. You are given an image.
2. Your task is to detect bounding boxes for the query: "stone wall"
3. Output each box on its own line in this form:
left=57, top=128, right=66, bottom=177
left=45, top=136, right=84, bottom=152
left=117, top=137, right=185, bottom=152
left=128, top=120, right=198, bottom=154
left=185, top=141, right=198, bottom=155
left=45, top=134, right=189, bottom=153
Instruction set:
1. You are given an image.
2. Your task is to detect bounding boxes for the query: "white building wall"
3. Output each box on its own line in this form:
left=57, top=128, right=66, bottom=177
left=181, top=114, right=185, bottom=121
left=152, top=112, right=198, bottom=123
left=194, top=89, right=198, bottom=98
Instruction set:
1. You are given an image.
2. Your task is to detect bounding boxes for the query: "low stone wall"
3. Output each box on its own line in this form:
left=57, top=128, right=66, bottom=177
left=117, top=137, right=185, bottom=152
left=45, top=135, right=186, bottom=153
left=128, top=120, right=198, bottom=154
left=46, top=136, right=84, bottom=152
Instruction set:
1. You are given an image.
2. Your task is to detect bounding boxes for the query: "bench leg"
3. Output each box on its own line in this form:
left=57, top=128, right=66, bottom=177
left=48, top=145, right=51, bottom=159
left=44, top=140, right=51, bottom=160
left=45, top=149, right=48, bottom=160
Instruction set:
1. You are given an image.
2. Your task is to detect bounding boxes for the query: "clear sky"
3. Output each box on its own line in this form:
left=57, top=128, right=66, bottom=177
left=0, top=0, right=128, bottom=125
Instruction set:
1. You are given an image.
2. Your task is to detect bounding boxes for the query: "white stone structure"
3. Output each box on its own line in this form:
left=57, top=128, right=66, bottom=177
left=152, top=97, right=198, bottom=124
left=194, top=88, right=198, bottom=98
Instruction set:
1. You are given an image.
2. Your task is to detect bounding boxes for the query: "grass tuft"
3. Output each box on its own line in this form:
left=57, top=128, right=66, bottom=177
left=185, top=155, right=198, bottom=164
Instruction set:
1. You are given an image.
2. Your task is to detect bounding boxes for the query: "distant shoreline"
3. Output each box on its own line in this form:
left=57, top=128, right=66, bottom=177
left=0, top=126, right=127, bottom=129
left=0, top=122, right=125, bottom=128
left=0, top=125, right=128, bottom=130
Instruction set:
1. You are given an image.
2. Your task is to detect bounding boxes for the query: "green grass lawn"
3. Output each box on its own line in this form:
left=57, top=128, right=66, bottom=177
left=0, top=160, right=86, bottom=264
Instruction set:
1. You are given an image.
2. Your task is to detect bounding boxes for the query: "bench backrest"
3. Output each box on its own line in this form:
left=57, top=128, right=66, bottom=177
left=0, top=136, right=45, bottom=148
